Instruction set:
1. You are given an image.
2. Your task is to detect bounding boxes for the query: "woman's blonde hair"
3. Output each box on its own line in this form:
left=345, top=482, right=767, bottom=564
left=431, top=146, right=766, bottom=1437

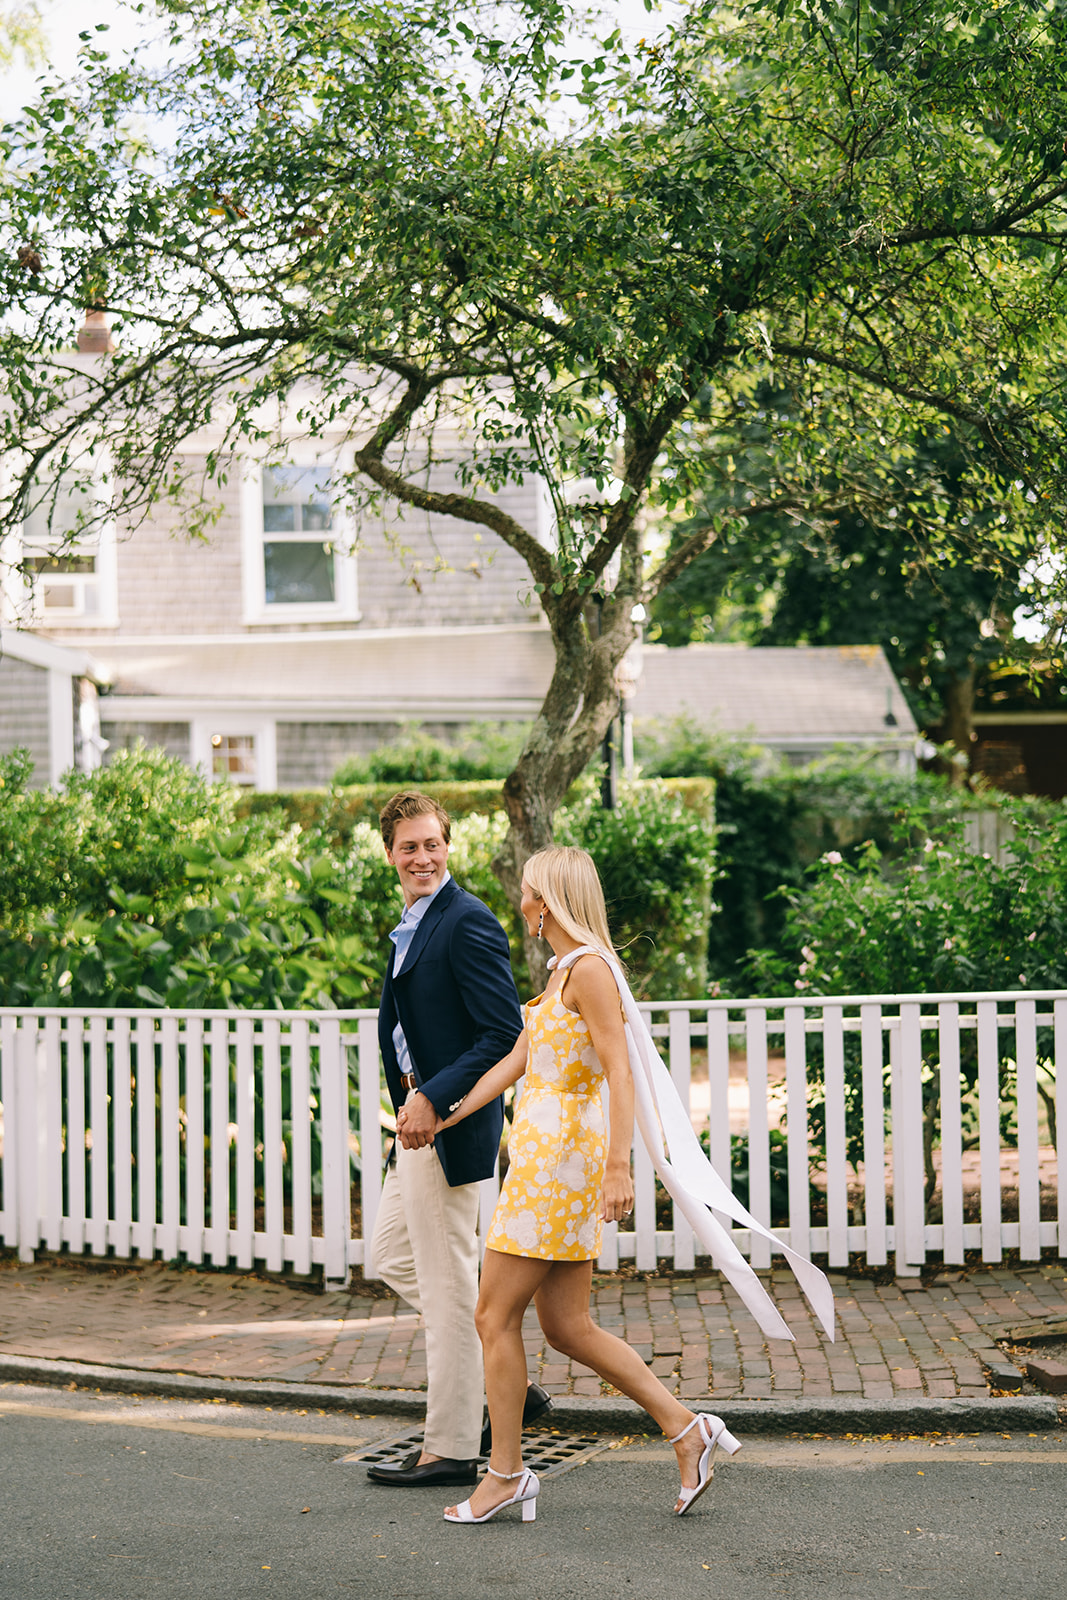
left=522, top=846, right=616, bottom=960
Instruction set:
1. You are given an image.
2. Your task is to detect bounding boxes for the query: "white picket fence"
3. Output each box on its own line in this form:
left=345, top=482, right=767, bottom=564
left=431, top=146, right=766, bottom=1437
left=1, top=991, right=1064, bottom=1284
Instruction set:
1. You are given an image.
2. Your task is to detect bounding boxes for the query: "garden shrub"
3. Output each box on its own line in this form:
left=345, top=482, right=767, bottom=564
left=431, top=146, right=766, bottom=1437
left=741, top=798, right=1067, bottom=1188
left=558, top=780, right=716, bottom=999
left=331, top=722, right=528, bottom=785
left=0, top=747, right=715, bottom=1010
left=0, top=748, right=377, bottom=1010
left=636, top=717, right=972, bottom=987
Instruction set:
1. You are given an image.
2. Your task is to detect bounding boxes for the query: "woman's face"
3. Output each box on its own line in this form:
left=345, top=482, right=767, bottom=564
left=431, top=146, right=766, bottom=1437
left=519, top=876, right=542, bottom=936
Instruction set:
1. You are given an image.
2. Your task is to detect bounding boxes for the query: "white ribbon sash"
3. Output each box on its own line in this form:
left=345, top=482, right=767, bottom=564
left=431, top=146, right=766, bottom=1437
left=555, top=947, right=836, bottom=1343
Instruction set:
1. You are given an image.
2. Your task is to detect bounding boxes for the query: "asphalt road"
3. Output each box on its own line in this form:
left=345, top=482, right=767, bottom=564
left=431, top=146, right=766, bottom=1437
left=2, top=1383, right=1066, bottom=1600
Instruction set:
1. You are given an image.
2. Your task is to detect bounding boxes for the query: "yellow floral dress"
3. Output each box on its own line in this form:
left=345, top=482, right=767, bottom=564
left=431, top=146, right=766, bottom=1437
left=485, top=975, right=607, bottom=1261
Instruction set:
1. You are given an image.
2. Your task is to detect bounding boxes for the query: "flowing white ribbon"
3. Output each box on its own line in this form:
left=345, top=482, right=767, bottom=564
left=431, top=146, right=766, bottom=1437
left=554, top=948, right=836, bottom=1343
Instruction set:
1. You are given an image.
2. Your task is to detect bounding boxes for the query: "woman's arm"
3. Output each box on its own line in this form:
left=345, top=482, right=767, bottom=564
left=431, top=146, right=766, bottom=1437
left=398, top=1030, right=528, bottom=1146
left=564, top=955, right=635, bottom=1223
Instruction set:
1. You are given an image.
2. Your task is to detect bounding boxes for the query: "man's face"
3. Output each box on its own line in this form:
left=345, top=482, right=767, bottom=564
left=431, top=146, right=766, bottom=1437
left=385, top=813, right=450, bottom=908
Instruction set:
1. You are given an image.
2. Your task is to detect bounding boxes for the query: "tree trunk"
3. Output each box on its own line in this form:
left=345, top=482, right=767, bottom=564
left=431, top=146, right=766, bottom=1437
left=492, top=595, right=638, bottom=990
left=933, top=665, right=976, bottom=787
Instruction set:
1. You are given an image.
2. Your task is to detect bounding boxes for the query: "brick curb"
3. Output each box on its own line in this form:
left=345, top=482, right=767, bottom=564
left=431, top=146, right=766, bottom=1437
left=1, top=1353, right=1060, bottom=1434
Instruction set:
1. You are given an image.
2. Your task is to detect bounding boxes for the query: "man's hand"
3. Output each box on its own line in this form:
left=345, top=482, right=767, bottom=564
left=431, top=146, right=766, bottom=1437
left=396, top=1091, right=439, bottom=1149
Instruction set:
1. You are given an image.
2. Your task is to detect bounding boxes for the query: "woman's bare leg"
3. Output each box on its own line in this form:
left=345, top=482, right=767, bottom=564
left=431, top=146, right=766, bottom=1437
left=534, top=1262, right=707, bottom=1512
left=444, top=1248, right=551, bottom=1520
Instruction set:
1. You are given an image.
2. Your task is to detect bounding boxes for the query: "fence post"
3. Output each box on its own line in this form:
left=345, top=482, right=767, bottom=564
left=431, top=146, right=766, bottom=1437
left=860, top=1004, right=888, bottom=1266
left=977, top=999, right=1003, bottom=1263
left=891, top=1004, right=925, bottom=1276
left=15, top=1021, right=39, bottom=1263
left=0, top=1017, right=18, bottom=1251
left=357, top=1016, right=383, bottom=1279
left=320, top=1016, right=351, bottom=1288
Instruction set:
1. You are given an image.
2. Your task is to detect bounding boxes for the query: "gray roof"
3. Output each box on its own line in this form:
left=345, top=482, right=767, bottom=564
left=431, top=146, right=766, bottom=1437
left=93, top=626, right=553, bottom=720
left=93, top=627, right=915, bottom=744
left=632, top=643, right=916, bottom=743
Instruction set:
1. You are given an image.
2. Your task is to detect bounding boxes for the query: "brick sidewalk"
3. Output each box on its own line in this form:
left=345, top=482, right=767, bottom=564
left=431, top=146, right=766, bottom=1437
left=2, top=1254, right=1066, bottom=1402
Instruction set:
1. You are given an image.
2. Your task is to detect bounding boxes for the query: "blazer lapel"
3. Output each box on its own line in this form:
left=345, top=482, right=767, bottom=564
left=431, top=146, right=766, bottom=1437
left=393, top=879, right=458, bottom=980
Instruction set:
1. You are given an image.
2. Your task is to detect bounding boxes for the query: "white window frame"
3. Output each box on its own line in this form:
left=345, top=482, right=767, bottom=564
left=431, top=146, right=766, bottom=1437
left=190, top=716, right=278, bottom=791
left=15, top=467, right=119, bottom=630
left=240, top=459, right=359, bottom=624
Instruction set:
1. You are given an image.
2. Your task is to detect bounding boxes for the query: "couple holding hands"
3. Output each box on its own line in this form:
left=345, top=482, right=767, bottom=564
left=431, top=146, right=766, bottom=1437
left=368, top=791, right=834, bottom=1527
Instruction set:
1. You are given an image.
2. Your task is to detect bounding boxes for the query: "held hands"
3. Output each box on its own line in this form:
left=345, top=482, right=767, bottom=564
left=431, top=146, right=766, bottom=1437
left=600, top=1164, right=634, bottom=1225
left=395, top=1091, right=443, bottom=1150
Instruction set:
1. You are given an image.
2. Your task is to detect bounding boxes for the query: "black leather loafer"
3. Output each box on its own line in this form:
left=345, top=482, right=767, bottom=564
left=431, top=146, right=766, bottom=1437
left=367, top=1453, right=480, bottom=1487
left=480, top=1381, right=553, bottom=1456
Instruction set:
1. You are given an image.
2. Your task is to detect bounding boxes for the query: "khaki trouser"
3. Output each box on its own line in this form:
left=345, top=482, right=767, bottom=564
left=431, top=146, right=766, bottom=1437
left=370, top=1138, right=483, bottom=1460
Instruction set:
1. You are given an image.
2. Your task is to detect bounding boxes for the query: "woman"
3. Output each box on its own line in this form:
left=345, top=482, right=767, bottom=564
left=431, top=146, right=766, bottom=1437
left=399, top=846, right=740, bottom=1525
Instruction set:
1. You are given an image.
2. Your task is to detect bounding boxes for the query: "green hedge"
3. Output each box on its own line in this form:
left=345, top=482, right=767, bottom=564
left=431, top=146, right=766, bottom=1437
left=0, top=750, right=716, bottom=1008
left=237, top=780, right=510, bottom=847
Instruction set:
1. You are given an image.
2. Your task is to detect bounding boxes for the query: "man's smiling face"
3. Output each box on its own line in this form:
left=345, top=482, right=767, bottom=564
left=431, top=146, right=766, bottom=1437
left=385, top=812, right=450, bottom=908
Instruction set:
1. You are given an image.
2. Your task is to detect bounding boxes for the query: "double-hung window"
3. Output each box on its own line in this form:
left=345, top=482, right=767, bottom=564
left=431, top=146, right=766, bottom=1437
left=243, top=462, right=358, bottom=621
left=18, top=475, right=117, bottom=626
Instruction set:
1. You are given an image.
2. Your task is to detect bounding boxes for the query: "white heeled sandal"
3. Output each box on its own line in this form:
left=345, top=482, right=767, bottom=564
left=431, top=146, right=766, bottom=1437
left=443, top=1465, right=540, bottom=1525
left=669, top=1413, right=741, bottom=1516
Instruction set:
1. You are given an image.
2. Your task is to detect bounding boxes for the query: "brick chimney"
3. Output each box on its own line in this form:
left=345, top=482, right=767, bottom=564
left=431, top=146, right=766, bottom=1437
left=77, top=309, right=115, bottom=354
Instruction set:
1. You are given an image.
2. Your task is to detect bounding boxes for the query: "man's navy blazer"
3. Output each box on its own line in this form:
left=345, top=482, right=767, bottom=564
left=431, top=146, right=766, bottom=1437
left=378, top=878, right=522, bottom=1188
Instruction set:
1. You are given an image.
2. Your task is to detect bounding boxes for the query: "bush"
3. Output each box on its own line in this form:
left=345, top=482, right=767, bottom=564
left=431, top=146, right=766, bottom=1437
left=0, top=749, right=376, bottom=1009
left=558, top=779, right=716, bottom=999
left=741, top=798, right=1067, bottom=1186
left=745, top=799, right=1067, bottom=999
left=238, top=780, right=511, bottom=848
left=636, top=718, right=971, bottom=988
left=0, top=743, right=266, bottom=931
left=332, top=722, right=528, bottom=785
left=0, top=745, right=715, bottom=1009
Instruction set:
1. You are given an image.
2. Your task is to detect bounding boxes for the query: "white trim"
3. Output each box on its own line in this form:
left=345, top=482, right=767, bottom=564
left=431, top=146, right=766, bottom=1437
left=67, top=621, right=550, bottom=648
left=47, top=666, right=75, bottom=784
left=103, top=695, right=539, bottom=722
left=0, top=627, right=99, bottom=678
left=240, top=459, right=360, bottom=625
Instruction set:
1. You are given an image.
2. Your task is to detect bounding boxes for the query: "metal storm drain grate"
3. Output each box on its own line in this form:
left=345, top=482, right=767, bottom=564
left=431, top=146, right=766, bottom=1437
left=337, top=1425, right=610, bottom=1479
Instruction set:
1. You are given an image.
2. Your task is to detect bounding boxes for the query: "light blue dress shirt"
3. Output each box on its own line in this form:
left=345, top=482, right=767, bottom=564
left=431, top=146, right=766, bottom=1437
left=389, top=872, right=451, bottom=1081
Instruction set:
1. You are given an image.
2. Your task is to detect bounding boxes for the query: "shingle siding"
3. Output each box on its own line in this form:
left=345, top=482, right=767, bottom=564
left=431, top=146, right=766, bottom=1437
left=44, top=455, right=539, bottom=641
left=0, top=656, right=53, bottom=785
left=102, top=720, right=192, bottom=764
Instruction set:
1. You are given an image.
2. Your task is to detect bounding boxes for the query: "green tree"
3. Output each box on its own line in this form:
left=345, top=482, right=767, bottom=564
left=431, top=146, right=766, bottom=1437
left=0, top=1, right=43, bottom=69
left=651, top=424, right=1032, bottom=763
left=3, top=0, right=1067, bottom=955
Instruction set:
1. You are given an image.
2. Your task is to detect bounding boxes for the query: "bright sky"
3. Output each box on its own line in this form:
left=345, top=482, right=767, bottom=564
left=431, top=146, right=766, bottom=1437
left=0, top=0, right=681, bottom=112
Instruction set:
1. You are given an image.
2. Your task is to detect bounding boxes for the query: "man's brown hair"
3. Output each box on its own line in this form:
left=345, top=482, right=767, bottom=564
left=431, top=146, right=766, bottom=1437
left=379, top=790, right=452, bottom=851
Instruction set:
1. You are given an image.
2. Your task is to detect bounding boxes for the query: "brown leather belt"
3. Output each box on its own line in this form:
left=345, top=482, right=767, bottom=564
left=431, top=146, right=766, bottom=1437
left=399, top=1072, right=418, bottom=1091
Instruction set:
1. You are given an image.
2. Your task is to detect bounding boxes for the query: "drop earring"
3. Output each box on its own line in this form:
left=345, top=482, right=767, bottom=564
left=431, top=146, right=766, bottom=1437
left=537, top=908, right=544, bottom=939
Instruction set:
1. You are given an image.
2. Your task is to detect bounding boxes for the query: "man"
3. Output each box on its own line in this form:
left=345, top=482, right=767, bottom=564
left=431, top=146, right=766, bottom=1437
left=367, top=790, right=549, bottom=1489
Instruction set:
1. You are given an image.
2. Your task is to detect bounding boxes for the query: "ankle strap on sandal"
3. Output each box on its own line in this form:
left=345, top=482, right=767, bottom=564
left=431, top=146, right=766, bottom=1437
left=486, top=1465, right=525, bottom=1480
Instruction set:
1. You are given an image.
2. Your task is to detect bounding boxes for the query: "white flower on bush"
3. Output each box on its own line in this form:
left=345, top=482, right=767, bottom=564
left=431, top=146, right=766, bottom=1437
left=823, top=850, right=843, bottom=865
left=795, top=978, right=810, bottom=991
left=801, top=945, right=817, bottom=963
left=943, top=938, right=954, bottom=950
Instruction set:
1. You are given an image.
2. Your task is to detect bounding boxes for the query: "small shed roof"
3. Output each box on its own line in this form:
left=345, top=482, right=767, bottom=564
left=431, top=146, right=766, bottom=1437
left=632, top=643, right=916, bottom=744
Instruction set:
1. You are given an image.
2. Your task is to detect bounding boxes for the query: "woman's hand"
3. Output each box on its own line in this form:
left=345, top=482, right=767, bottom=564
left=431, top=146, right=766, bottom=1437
left=600, top=1163, right=634, bottom=1224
